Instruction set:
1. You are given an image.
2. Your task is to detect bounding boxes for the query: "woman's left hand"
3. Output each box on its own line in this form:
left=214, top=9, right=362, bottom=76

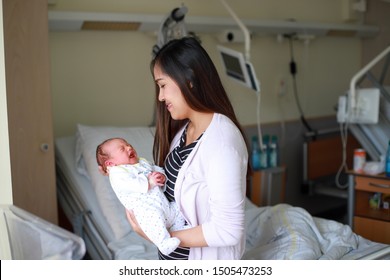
left=125, top=209, right=150, bottom=241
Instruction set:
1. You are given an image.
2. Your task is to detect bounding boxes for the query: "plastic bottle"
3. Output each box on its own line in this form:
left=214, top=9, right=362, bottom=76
left=385, top=140, right=390, bottom=177
left=260, top=135, right=269, bottom=169
left=251, top=136, right=261, bottom=171
left=273, top=135, right=280, bottom=166
left=269, top=135, right=279, bottom=168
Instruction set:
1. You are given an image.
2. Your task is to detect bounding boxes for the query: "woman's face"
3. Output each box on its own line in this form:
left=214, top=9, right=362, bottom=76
left=154, top=65, right=191, bottom=120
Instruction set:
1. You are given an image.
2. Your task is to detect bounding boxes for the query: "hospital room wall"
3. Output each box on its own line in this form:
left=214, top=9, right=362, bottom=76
left=49, top=0, right=368, bottom=138
left=49, top=32, right=361, bottom=138
left=49, top=32, right=362, bottom=212
left=0, top=0, right=385, bottom=213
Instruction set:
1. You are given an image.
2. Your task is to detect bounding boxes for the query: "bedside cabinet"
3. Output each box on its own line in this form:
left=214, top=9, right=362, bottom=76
left=348, top=172, right=390, bottom=244
left=250, top=166, right=286, bottom=206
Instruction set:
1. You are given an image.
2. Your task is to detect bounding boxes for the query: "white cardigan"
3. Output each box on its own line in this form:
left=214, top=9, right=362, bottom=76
left=170, top=113, right=248, bottom=260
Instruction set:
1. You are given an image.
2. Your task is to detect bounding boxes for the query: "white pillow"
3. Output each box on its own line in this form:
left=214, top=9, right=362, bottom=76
left=75, top=124, right=156, bottom=240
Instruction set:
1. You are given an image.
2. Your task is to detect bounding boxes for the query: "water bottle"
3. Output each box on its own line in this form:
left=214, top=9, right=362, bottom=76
left=260, top=135, right=269, bottom=169
left=251, top=136, right=261, bottom=171
left=259, top=147, right=267, bottom=169
left=386, top=140, right=390, bottom=177
left=269, top=135, right=279, bottom=168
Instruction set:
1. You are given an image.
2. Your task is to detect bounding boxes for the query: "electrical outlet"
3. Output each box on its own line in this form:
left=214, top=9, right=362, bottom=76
left=277, top=77, right=287, bottom=97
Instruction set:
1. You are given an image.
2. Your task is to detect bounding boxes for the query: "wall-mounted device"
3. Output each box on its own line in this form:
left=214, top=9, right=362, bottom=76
left=218, top=0, right=263, bottom=150
left=339, top=45, right=390, bottom=125
left=337, top=88, right=380, bottom=124
left=217, top=45, right=260, bottom=92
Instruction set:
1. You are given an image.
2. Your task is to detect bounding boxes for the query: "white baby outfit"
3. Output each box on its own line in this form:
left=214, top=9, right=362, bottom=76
left=108, top=158, right=187, bottom=255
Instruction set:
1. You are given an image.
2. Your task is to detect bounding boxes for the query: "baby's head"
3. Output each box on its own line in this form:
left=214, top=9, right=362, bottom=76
left=96, top=137, right=139, bottom=175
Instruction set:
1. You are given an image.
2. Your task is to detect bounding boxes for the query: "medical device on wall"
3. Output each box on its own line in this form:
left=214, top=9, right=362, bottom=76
left=336, top=44, right=390, bottom=183
left=150, top=5, right=190, bottom=126
left=217, top=45, right=260, bottom=92
left=337, top=88, right=380, bottom=124
left=152, top=5, right=188, bottom=57
left=337, top=45, right=390, bottom=124
left=218, top=0, right=263, bottom=150
left=218, top=0, right=260, bottom=93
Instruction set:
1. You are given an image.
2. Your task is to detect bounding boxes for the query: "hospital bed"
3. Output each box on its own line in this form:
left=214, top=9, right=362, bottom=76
left=55, top=124, right=390, bottom=260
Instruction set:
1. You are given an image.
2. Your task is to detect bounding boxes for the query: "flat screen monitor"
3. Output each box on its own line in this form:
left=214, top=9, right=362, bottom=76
left=217, top=45, right=259, bottom=92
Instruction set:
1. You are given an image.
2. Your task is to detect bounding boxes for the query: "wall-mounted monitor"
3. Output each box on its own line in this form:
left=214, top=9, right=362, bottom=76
left=217, top=45, right=260, bottom=92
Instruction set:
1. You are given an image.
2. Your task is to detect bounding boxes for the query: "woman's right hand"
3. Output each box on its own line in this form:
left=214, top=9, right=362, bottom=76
left=125, top=209, right=151, bottom=242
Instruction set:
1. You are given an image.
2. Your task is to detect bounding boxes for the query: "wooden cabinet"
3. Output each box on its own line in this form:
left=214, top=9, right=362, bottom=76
left=349, top=173, right=390, bottom=244
left=3, top=0, right=58, bottom=224
left=250, top=166, right=286, bottom=206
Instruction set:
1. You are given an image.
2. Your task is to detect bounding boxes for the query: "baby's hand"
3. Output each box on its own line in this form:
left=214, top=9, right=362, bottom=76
left=148, top=172, right=166, bottom=188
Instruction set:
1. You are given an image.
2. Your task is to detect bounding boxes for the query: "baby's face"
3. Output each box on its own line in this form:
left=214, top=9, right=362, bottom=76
left=105, top=139, right=138, bottom=165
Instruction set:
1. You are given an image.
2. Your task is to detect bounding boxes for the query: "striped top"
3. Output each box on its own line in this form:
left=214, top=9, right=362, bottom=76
left=158, top=124, right=203, bottom=260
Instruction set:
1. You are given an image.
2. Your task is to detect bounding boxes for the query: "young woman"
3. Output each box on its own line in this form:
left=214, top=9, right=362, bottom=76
left=128, top=37, right=249, bottom=260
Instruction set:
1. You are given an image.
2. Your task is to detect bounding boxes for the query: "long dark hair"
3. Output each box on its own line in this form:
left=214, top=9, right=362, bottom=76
left=151, top=37, right=249, bottom=169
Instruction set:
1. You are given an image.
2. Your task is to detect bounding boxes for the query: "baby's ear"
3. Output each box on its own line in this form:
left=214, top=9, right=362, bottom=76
left=105, top=160, right=115, bottom=167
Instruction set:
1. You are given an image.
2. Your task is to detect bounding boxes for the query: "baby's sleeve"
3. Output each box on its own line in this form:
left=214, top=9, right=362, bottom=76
left=109, top=166, right=149, bottom=194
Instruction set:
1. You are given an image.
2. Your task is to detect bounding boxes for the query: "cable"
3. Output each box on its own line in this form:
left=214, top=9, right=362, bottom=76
left=285, top=34, right=315, bottom=134
left=256, top=89, right=264, bottom=151
left=335, top=121, right=349, bottom=189
left=277, top=81, right=287, bottom=162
